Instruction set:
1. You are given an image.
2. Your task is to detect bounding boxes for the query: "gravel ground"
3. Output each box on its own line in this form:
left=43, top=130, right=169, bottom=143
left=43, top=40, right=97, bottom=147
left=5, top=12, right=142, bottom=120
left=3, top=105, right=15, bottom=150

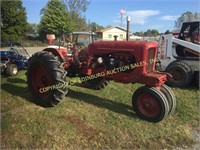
left=0, top=46, right=45, bottom=56
left=189, top=128, right=200, bottom=150
left=24, top=47, right=46, bottom=56
left=176, top=128, right=200, bottom=150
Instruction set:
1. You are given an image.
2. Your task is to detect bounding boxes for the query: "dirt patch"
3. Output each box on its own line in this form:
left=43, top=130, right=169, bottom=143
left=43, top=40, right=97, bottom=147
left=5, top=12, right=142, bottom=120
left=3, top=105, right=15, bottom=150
left=58, top=114, right=100, bottom=139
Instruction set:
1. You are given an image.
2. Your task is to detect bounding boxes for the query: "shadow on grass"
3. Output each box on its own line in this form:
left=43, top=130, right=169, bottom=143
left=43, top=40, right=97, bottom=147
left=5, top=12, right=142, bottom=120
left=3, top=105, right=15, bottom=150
left=2, top=78, right=137, bottom=118
left=7, top=77, right=27, bottom=84
left=1, top=83, right=34, bottom=103
left=68, top=89, right=137, bottom=118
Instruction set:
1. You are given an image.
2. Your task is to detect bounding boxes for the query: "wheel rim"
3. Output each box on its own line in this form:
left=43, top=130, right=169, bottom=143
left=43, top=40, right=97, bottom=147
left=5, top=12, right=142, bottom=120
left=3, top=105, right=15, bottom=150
left=12, top=67, right=18, bottom=75
left=30, top=63, right=52, bottom=97
left=137, top=93, right=160, bottom=117
left=171, top=68, right=186, bottom=82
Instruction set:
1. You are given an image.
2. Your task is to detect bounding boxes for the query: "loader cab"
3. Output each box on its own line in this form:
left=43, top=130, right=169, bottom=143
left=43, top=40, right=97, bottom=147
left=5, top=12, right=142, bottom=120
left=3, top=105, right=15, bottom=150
left=175, top=21, right=200, bottom=58
left=178, top=21, right=200, bottom=45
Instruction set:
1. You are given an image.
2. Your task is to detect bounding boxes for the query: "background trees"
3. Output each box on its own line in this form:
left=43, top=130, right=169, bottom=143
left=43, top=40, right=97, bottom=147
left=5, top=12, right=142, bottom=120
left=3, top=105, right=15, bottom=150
left=133, top=29, right=159, bottom=37
left=1, top=0, right=199, bottom=43
left=63, top=0, right=91, bottom=31
left=175, top=11, right=200, bottom=29
left=1, top=0, right=28, bottom=42
left=39, top=0, right=74, bottom=40
left=89, top=22, right=105, bottom=32
left=38, top=0, right=92, bottom=40
left=64, top=0, right=90, bottom=17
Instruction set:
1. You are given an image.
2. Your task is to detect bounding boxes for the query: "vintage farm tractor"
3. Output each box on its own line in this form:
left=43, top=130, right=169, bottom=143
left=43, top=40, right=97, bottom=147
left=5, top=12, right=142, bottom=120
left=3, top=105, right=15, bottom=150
left=26, top=33, right=176, bottom=123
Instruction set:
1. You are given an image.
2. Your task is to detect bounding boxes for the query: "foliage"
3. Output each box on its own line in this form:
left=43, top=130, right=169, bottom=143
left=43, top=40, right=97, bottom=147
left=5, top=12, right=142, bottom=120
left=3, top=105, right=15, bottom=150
left=1, top=0, right=28, bottom=42
left=72, top=16, right=89, bottom=31
left=134, top=31, right=144, bottom=37
left=133, top=29, right=159, bottom=37
left=26, top=23, right=39, bottom=35
left=144, top=29, right=159, bottom=37
left=175, top=11, right=200, bottom=29
left=64, top=0, right=90, bottom=17
left=89, top=22, right=105, bottom=32
left=63, top=0, right=91, bottom=31
left=165, top=30, right=171, bottom=34
left=39, top=0, right=74, bottom=40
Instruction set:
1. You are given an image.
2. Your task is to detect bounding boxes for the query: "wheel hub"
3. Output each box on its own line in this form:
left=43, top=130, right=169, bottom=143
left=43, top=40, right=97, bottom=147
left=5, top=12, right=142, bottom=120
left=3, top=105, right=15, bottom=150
left=172, top=68, right=186, bottom=82
left=12, top=67, right=18, bottom=75
left=41, top=76, right=49, bottom=85
left=137, top=94, right=160, bottom=117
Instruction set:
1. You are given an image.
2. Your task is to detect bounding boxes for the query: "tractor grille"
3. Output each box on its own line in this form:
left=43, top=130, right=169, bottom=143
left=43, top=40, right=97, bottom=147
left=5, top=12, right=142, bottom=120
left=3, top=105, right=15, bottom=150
left=147, top=48, right=155, bottom=72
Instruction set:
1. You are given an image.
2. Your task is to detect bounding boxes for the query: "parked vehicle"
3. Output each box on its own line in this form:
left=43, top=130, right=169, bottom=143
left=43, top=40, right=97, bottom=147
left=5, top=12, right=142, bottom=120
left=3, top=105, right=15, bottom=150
left=26, top=33, right=176, bottom=123
left=156, top=21, right=200, bottom=87
left=0, top=42, right=30, bottom=76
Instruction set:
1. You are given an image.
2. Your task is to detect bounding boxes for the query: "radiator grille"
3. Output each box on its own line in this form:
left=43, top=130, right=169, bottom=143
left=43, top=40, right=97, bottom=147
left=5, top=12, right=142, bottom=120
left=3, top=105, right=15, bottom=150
left=147, top=48, right=155, bottom=72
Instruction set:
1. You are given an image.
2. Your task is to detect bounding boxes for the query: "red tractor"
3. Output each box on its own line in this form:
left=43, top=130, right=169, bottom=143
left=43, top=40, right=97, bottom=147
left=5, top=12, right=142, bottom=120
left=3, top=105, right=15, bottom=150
left=26, top=33, right=176, bottom=123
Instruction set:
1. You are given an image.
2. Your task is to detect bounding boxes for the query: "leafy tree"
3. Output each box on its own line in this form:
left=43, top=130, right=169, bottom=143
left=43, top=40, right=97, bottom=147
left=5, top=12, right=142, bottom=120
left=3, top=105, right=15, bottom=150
left=89, top=22, right=104, bottom=32
left=1, top=0, right=28, bottom=42
left=134, top=32, right=144, bottom=37
left=26, top=23, right=39, bottom=34
left=165, top=30, right=171, bottom=34
left=175, top=11, right=200, bottom=29
left=151, top=29, right=159, bottom=37
left=63, top=0, right=90, bottom=31
left=64, top=0, right=90, bottom=17
left=39, top=0, right=74, bottom=40
left=143, top=29, right=159, bottom=37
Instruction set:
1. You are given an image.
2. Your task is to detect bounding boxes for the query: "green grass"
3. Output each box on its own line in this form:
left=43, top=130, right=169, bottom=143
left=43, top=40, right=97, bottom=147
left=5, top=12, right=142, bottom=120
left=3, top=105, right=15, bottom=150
left=1, top=71, right=199, bottom=149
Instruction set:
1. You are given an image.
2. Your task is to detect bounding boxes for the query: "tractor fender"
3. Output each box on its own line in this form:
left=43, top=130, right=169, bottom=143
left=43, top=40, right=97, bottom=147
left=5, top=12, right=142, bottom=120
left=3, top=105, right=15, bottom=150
left=43, top=47, right=68, bottom=62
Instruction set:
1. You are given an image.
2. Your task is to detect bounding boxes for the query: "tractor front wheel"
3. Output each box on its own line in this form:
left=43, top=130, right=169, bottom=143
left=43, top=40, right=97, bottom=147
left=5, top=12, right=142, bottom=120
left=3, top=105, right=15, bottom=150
left=6, top=63, right=18, bottom=76
left=160, top=84, right=176, bottom=116
left=26, top=51, right=68, bottom=107
left=132, top=86, right=169, bottom=123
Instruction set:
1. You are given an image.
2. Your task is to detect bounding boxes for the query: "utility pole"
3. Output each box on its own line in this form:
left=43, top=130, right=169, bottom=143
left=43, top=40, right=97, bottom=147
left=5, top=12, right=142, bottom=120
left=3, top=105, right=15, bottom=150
left=126, top=16, right=131, bottom=41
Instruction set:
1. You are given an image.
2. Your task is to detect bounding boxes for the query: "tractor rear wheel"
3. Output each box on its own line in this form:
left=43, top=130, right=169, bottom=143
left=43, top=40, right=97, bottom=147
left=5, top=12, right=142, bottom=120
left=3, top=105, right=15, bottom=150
left=6, top=63, right=18, bottom=76
left=166, top=61, right=193, bottom=87
left=26, top=51, right=68, bottom=107
left=160, top=84, right=176, bottom=116
left=132, top=86, right=169, bottom=123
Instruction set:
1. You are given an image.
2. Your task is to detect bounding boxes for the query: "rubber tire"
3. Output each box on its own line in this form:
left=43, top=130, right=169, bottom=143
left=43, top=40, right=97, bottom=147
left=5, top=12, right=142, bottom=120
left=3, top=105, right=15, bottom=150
left=160, top=84, right=176, bottom=116
left=132, top=86, right=169, bottom=123
left=195, top=72, right=199, bottom=88
left=86, top=77, right=109, bottom=90
left=166, top=61, right=193, bottom=87
left=6, top=63, right=18, bottom=76
left=26, top=51, right=68, bottom=107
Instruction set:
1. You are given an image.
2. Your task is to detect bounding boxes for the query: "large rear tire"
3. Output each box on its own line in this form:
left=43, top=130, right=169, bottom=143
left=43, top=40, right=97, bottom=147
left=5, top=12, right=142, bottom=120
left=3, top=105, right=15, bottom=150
left=132, top=86, right=169, bottom=123
left=166, top=61, right=193, bottom=87
left=26, top=51, right=68, bottom=107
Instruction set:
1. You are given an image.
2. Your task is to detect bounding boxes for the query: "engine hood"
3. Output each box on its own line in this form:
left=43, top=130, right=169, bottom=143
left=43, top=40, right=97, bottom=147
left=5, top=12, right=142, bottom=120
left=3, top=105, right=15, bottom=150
left=88, top=41, right=158, bottom=56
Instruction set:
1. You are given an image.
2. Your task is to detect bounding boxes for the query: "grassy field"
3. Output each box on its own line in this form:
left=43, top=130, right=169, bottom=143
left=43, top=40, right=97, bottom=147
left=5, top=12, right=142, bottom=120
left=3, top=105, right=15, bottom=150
left=1, top=70, right=199, bottom=149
